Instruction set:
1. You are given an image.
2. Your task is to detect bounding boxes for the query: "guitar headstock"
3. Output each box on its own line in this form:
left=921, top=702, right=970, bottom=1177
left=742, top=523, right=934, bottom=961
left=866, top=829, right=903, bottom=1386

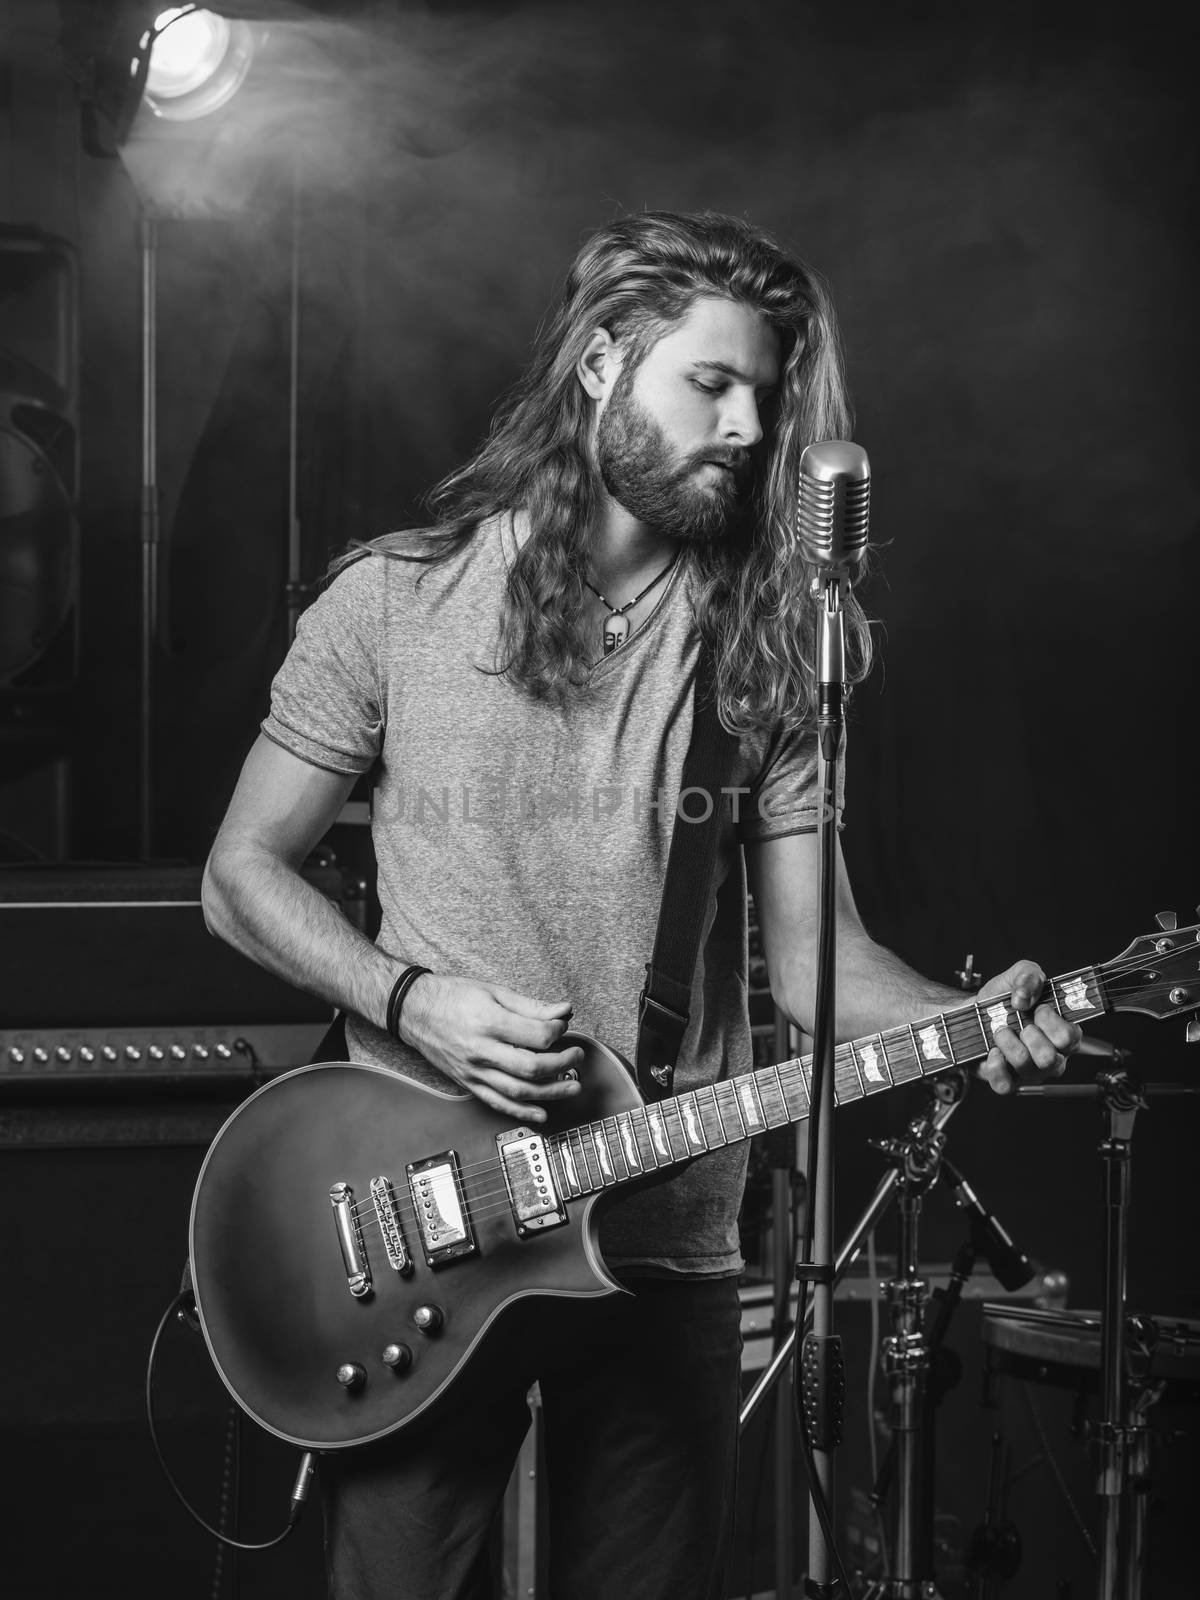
left=1099, top=910, right=1200, bottom=1027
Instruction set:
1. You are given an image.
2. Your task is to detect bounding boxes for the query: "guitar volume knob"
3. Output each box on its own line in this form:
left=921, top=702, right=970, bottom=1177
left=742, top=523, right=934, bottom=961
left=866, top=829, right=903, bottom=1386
left=413, top=1304, right=444, bottom=1335
left=382, top=1342, right=413, bottom=1372
left=336, top=1362, right=366, bottom=1392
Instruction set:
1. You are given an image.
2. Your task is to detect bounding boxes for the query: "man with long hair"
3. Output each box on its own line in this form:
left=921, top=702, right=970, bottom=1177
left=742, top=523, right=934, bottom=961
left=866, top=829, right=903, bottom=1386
left=203, top=211, right=1078, bottom=1599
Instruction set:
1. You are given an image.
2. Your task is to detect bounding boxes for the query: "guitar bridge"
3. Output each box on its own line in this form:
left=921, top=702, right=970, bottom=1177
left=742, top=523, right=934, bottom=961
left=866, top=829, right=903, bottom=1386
left=497, top=1128, right=567, bottom=1236
left=407, top=1150, right=476, bottom=1266
left=329, top=1181, right=372, bottom=1298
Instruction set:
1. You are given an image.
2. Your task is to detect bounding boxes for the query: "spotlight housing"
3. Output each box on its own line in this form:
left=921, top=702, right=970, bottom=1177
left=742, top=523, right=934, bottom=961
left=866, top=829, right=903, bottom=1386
left=142, top=7, right=259, bottom=122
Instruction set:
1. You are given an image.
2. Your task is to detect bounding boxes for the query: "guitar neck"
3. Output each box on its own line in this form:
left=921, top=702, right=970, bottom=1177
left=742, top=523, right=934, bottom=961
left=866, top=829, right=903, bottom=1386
left=546, top=963, right=1109, bottom=1202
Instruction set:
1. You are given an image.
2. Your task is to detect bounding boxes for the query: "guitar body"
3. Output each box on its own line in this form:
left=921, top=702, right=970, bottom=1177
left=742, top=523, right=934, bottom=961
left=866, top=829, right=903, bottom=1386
left=189, top=1032, right=642, bottom=1450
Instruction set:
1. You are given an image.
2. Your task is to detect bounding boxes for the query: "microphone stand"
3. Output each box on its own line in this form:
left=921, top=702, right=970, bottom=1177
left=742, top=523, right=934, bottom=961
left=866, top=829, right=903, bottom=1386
left=796, top=568, right=849, bottom=1598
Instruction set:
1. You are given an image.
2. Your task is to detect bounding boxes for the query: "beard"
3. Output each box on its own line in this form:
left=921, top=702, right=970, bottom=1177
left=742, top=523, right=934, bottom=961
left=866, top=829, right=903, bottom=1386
left=595, top=373, right=754, bottom=543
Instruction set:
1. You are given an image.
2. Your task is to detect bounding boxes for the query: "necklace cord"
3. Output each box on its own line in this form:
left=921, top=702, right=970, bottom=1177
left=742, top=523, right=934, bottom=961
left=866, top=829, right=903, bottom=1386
left=583, top=549, right=679, bottom=616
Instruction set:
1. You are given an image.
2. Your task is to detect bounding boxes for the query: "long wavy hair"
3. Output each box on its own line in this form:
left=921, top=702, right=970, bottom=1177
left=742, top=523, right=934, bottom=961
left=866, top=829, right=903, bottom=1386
left=358, top=210, right=874, bottom=732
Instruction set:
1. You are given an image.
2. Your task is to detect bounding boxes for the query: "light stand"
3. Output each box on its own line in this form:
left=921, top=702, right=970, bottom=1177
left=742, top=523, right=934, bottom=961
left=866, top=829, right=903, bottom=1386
left=138, top=209, right=160, bottom=861
left=285, top=154, right=309, bottom=643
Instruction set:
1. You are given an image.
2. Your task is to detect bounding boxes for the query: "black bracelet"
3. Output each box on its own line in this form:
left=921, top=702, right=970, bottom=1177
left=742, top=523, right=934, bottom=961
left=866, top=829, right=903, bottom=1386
left=385, top=965, right=431, bottom=1040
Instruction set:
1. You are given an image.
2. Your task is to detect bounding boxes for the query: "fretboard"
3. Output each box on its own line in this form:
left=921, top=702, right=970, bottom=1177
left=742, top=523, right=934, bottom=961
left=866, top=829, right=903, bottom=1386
left=546, top=964, right=1108, bottom=1201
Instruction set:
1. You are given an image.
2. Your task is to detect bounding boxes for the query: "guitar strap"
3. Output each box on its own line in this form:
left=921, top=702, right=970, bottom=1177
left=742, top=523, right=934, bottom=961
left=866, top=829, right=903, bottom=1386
left=635, top=642, right=740, bottom=1102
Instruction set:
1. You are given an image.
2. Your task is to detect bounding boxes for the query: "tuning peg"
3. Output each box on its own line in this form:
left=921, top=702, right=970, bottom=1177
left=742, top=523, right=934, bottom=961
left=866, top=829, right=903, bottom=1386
left=1155, top=911, right=1178, bottom=932
left=1187, top=1019, right=1200, bottom=1045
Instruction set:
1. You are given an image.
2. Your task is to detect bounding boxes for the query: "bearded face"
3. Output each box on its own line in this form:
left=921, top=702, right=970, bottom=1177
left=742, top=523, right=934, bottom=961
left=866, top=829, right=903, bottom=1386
left=595, top=359, right=756, bottom=543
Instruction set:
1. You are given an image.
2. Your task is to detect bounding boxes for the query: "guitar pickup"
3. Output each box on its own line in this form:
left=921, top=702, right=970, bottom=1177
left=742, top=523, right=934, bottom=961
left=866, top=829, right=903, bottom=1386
left=407, top=1150, right=476, bottom=1266
left=497, top=1128, right=567, bottom=1236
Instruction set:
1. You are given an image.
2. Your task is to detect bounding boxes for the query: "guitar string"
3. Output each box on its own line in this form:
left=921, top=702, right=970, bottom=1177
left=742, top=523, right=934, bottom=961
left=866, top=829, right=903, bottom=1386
left=340, top=1005, right=1027, bottom=1220
left=344, top=966, right=1182, bottom=1228
left=342, top=1057, right=842, bottom=1224
left=339, top=960, right=1195, bottom=1228
left=341, top=1009, right=1195, bottom=1241
left=344, top=1089, right=813, bottom=1226
left=348, top=1005, right=1096, bottom=1235
left=356, top=949, right=1186, bottom=1186
left=348, top=1048, right=1101, bottom=1233
left=355, top=1026, right=1013, bottom=1228
left=344, top=1006, right=989, bottom=1215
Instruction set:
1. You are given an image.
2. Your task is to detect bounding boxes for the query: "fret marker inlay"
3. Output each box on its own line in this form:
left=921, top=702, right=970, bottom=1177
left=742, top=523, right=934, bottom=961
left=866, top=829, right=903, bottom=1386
left=647, top=1109, right=670, bottom=1161
left=985, top=1003, right=1011, bottom=1038
left=861, top=1042, right=884, bottom=1083
left=620, top=1121, right=640, bottom=1171
left=682, top=1102, right=703, bottom=1148
left=1062, top=977, right=1091, bottom=1013
left=917, top=1025, right=947, bottom=1063
left=739, top=1081, right=761, bottom=1127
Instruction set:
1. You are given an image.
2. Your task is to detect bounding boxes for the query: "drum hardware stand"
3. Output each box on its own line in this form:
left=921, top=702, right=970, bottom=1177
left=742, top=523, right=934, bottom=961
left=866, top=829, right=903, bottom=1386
left=1092, top=1065, right=1200, bottom=1598
left=911, top=1154, right=1036, bottom=1582
left=965, top=1432, right=1021, bottom=1600
left=861, top=1071, right=1039, bottom=1600
left=1018, top=1025, right=1200, bottom=1600
left=740, top=1072, right=969, bottom=1600
left=1093, top=1059, right=1147, bottom=1600
left=858, top=1079, right=957, bottom=1600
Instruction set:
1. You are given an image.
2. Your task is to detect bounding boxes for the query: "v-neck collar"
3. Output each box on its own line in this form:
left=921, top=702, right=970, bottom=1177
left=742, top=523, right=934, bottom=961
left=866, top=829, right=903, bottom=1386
left=496, top=510, right=689, bottom=677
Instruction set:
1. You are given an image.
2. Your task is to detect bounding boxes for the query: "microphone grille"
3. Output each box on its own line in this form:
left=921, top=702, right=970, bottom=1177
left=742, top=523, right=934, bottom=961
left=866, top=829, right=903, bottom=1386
left=796, top=440, right=871, bottom=568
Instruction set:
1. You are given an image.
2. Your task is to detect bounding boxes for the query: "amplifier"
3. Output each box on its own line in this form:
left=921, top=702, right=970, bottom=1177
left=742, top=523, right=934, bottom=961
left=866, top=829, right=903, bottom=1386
left=0, top=1020, right=332, bottom=1093
left=0, top=861, right=356, bottom=1088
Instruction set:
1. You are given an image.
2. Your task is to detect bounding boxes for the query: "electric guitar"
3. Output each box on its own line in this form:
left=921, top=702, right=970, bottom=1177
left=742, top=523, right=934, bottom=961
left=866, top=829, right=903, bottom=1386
left=189, top=919, right=1200, bottom=1449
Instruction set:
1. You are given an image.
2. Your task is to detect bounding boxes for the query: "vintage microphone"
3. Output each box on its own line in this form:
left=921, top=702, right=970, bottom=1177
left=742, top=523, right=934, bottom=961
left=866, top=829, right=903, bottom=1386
left=796, top=441, right=870, bottom=759
left=793, top=439, right=871, bottom=1599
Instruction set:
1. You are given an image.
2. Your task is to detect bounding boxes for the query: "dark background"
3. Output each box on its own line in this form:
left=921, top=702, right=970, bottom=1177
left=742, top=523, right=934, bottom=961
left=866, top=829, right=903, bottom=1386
left=1, top=0, right=1196, bottom=1595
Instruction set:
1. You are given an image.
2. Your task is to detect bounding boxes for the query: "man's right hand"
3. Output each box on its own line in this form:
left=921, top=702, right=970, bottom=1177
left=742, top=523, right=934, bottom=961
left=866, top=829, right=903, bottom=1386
left=396, top=974, right=585, bottom=1121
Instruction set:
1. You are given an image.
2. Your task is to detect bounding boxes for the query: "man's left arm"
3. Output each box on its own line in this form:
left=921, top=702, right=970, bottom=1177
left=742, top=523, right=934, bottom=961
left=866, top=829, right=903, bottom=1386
left=744, top=832, right=1082, bottom=1094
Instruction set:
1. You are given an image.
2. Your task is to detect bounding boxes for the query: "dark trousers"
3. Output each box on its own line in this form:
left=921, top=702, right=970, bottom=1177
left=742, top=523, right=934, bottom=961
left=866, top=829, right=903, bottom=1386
left=321, top=1275, right=743, bottom=1600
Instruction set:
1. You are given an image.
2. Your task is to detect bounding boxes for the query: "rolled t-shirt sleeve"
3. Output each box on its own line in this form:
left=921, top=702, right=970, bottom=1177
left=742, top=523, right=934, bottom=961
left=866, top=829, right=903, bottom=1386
left=261, top=553, right=385, bottom=776
left=737, top=721, right=847, bottom=843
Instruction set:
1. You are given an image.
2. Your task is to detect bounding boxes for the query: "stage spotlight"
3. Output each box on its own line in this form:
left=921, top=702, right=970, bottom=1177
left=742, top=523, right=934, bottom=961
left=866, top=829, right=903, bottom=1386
left=142, top=7, right=259, bottom=122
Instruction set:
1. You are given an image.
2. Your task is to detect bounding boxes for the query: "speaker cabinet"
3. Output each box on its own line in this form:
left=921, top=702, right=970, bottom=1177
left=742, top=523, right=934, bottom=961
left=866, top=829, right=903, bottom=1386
left=1, top=1114, right=325, bottom=1600
left=0, top=227, right=80, bottom=839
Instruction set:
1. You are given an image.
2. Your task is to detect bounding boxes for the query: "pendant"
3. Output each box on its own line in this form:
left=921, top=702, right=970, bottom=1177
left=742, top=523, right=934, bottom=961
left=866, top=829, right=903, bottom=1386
left=603, top=612, right=630, bottom=654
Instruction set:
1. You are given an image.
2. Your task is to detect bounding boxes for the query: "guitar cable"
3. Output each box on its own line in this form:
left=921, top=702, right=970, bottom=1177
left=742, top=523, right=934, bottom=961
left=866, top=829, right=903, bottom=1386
left=146, top=1288, right=317, bottom=1550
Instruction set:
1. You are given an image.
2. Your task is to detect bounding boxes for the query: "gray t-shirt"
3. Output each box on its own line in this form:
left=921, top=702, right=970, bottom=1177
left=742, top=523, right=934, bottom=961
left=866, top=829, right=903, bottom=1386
left=263, top=514, right=836, bottom=1275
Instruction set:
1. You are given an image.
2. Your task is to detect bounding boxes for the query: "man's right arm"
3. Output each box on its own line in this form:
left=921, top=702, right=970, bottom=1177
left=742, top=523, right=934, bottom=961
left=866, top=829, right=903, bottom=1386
left=203, top=734, right=584, bottom=1120
left=202, top=734, right=396, bottom=1025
